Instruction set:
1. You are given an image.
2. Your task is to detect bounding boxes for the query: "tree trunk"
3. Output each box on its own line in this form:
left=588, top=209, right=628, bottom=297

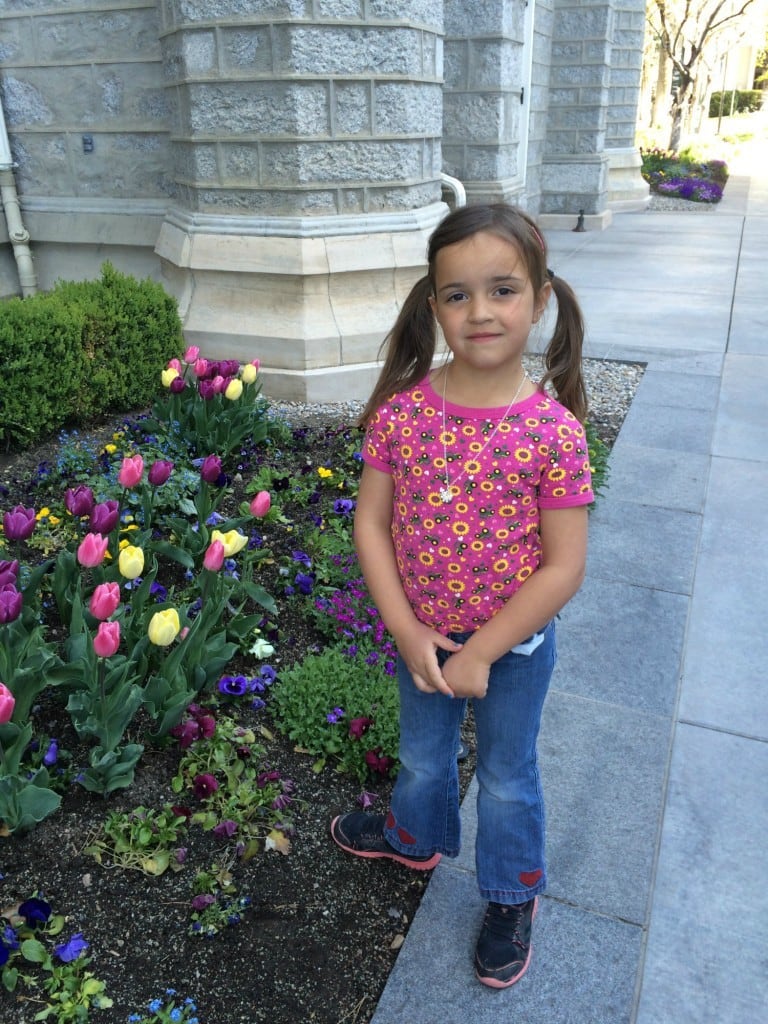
left=652, top=48, right=672, bottom=127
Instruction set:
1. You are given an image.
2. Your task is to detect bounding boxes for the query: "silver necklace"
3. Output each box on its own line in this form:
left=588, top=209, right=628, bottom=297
left=439, top=366, right=528, bottom=504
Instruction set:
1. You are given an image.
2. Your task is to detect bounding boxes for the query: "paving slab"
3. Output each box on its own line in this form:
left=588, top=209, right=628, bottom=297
left=727, top=298, right=768, bottom=354
left=602, top=444, right=710, bottom=513
left=635, top=724, right=768, bottom=1024
left=628, top=368, right=721, bottom=410
left=613, top=399, right=715, bottom=454
left=678, top=455, right=768, bottom=738
left=371, top=868, right=642, bottom=1024
left=712, top=353, right=768, bottom=461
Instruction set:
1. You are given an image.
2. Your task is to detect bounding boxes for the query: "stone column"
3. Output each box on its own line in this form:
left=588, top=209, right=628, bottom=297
left=539, top=0, right=613, bottom=228
left=154, top=1, right=446, bottom=401
left=605, top=0, right=649, bottom=211
left=442, top=0, right=530, bottom=205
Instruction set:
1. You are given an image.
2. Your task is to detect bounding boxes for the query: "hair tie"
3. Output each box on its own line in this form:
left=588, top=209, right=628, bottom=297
left=547, top=268, right=555, bottom=280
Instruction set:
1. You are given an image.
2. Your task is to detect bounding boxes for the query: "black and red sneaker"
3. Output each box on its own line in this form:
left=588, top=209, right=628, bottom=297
left=474, top=897, right=538, bottom=989
left=330, top=812, right=441, bottom=871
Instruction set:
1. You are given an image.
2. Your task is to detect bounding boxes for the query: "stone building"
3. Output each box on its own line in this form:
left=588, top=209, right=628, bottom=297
left=0, top=0, right=648, bottom=400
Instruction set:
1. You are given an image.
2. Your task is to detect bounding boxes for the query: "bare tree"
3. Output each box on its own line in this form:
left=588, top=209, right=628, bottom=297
left=648, top=0, right=757, bottom=149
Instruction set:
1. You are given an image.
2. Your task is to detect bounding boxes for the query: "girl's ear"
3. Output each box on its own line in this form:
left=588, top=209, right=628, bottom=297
left=532, top=281, right=552, bottom=323
left=428, top=293, right=437, bottom=317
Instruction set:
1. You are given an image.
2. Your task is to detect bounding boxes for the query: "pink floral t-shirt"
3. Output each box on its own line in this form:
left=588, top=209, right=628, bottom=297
left=362, top=378, right=594, bottom=633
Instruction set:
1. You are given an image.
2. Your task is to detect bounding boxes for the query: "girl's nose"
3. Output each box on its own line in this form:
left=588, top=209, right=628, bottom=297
left=468, top=298, right=492, bottom=322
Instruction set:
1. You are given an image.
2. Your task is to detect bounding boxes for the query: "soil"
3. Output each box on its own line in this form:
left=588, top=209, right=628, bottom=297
left=0, top=366, right=638, bottom=1024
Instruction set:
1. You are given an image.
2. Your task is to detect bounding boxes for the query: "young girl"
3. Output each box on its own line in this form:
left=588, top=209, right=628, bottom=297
left=331, top=203, right=593, bottom=989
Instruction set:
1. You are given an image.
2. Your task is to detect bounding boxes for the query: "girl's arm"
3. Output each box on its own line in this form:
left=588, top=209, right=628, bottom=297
left=354, top=462, right=461, bottom=696
left=441, top=505, right=588, bottom=698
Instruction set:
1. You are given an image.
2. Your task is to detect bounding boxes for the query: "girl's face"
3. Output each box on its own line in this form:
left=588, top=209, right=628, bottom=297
left=428, top=230, right=550, bottom=378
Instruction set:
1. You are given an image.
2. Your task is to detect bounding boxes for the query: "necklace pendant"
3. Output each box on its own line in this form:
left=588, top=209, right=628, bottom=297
left=440, top=487, right=453, bottom=504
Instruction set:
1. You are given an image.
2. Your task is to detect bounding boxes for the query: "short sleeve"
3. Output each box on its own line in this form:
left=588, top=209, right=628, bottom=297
left=538, top=414, right=594, bottom=508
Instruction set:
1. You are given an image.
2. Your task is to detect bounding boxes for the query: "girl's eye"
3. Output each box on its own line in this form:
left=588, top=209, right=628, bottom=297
left=495, top=286, right=515, bottom=297
left=445, top=292, right=467, bottom=303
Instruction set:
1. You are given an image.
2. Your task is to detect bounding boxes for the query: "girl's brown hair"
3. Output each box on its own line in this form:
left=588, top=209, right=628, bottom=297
left=359, top=203, right=588, bottom=425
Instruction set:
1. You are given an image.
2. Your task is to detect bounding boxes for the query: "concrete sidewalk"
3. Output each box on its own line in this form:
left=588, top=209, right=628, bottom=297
left=370, top=169, right=768, bottom=1023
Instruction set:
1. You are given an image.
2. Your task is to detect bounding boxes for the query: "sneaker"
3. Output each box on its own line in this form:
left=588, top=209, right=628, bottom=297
left=474, top=897, right=538, bottom=989
left=330, top=812, right=441, bottom=870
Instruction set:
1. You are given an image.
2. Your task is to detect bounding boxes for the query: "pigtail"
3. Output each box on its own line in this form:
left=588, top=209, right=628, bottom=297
left=358, top=275, right=437, bottom=427
left=541, top=274, right=588, bottom=425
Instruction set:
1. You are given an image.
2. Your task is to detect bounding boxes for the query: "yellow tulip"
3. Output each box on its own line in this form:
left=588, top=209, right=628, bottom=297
left=148, top=608, right=181, bottom=646
left=225, top=378, right=243, bottom=400
left=240, top=363, right=258, bottom=384
left=118, top=544, right=145, bottom=580
left=161, top=367, right=179, bottom=387
left=211, top=528, right=248, bottom=557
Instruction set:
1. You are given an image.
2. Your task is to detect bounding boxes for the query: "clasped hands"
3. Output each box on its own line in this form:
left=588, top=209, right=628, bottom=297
left=396, top=622, right=490, bottom=699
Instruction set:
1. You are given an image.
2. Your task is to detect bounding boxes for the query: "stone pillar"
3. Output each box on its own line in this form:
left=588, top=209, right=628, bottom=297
left=442, top=0, right=530, bottom=205
left=539, top=0, right=613, bottom=228
left=605, top=0, right=649, bottom=211
left=153, top=1, right=447, bottom=401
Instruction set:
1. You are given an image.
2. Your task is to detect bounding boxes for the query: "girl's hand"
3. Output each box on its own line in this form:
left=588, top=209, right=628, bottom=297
left=396, top=624, right=463, bottom=697
left=441, top=648, right=491, bottom=699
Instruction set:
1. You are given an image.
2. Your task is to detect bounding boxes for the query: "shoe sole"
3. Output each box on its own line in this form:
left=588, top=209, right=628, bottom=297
left=330, top=816, right=441, bottom=871
left=475, top=896, right=538, bottom=989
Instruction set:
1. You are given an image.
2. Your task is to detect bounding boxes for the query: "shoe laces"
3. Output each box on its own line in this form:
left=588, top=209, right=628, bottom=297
left=484, top=901, right=530, bottom=949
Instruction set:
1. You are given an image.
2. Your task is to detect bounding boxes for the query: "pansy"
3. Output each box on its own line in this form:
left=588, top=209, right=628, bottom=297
left=18, top=896, right=52, bottom=926
left=218, top=675, right=249, bottom=697
left=192, top=773, right=219, bottom=799
left=54, top=932, right=89, bottom=963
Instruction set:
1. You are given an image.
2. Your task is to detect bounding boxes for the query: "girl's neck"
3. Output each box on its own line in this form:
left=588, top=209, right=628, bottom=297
left=432, top=360, right=533, bottom=409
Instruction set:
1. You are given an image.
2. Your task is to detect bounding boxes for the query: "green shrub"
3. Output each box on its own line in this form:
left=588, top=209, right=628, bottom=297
left=53, top=263, right=184, bottom=421
left=709, top=90, right=763, bottom=117
left=0, top=295, right=88, bottom=448
left=0, top=264, right=183, bottom=450
left=270, top=647, right=400, bottom=784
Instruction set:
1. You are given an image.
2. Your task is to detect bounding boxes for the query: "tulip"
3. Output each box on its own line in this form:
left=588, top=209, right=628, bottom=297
left=118, top=545, right=144, bottom=580
left=249, top=491, right=271, bottom=518
left=240, top=363, right=258, bottom=384
left=223, top=360, right=241, bottom=377
left=2, top=505, right=36, bottom=542
left=0, top=584, right=23, bottom=624
left=0, top=682, right=15, bottom=724
left=117, top=454, right=144, bottom=488
left=161, top=367, right=179, bottom=388
left=203, top=540, right=225, bottom=571
left=148, top=607, right=181, bottom=646
left=89, top=499, right=120, bottom=535
left=169, top=375, right=186, bottom=394
left=250, top=358, right=261, bottom=372
left=198, top=379, right=216, bottom=400
left=148, top=460, right=174, bottom=486
left=224, top=378, right=243, bottom=400
left=211, top=528, right=248, bottom=557
left=184, top=345, right=200, bottom=363
left=64, top=485, right=95, bottom=518
left=93, top=620, right=120, bottom=658
left=167, top=358, right=183, bottom=373
left=0, top=559, right=19, bottom=587
left=89, top=582, right=121, bottom=621
left=193, top=358, right=209, bottom=378
left=212, top=374, right=227, bottom=395
left=200, top=455, right=222, bottom=484
left=77, top=533, right=109, bottom=567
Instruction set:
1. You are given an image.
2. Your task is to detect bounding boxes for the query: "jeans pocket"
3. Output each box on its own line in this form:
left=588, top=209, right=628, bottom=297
left=511, top=631, right=546, bottom=656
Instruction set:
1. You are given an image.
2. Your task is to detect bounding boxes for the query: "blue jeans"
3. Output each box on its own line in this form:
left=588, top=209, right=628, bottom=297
left=384, top=621, right=556, bottom=905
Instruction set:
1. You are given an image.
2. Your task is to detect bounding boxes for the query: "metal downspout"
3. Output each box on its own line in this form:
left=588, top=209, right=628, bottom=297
left=0, top=95, right=38, bottom=297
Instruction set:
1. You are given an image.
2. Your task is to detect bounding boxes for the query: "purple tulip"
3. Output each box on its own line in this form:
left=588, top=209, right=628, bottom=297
left=200, top=455, right=222, bottom=484
left=0, top=560, right=19, bottom=588
left=198, top=380, right=216, bottom=401
left=64, top=485, right=95, bottom=518
left=148, top=460, right=174, bottom=486
left=2, top=506, right=36, bottom=542
left=169, top=375, right=186, bottom=394
left=89, top=499, right=120, bottom=535
left=0, top=584, right=23, bottom=624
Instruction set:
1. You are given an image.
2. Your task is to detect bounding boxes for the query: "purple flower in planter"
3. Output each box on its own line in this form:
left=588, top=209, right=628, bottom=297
left=54, top=932, right=88, bottom=963
left=200, top=455, right=223, bottom=484
left=18, top=897, right=52, bottom=927
left=333, top=498, right=355, bottom=516
left=326, top=706, right=345, bottom=724
left=148, top=459, right=174, bottom=486
left=191, top=894, right=216, bottom=912
left=0, top=560, right=19, bottom=587
left=3, top=506, right=36, bottom=542
left=294, top=572, right=314, bottom=595
left=199, top=379, right=216, bottom=401
left=0, top=584, right=23, bottom=624
left=218, top=675, right=249, bottom=697
left=64, top=485, right=95, bottom=518
left=89, top=499, right=120, bottom=535
left=291, top=550, right=312, bottom=567
left=43, top=739, right=59, bottom=767
left=213, top=819, right=238, bottom=838
left=192, top=773, right=219, bottom=799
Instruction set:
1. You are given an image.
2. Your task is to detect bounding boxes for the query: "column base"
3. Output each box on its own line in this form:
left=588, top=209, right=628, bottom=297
left=606, top=147, right=651, bottom=212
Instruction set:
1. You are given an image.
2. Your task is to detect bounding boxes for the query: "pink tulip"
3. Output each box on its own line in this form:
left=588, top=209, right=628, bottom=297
left=93, top=620, right=120, bottom=658
left=249, top=491, right=271, bottom=518
left=89, top=582, right=121, bottom=621
left=212, top=375, right=226, bottom=394
left=200, top=455, right=222, bottom=484
left=77, top=533, right=109, bottom=567
left=117, top=454, right=144, bottom=488
left=250, top=358, right=261, bottom=372
left=193, top=358, right=209, bottom=378
left=184, top=345, right=200, bottom=363
left=203, top=540, right=225, bottom=572
left=167, top=358, right=182, bottom=373
left=0, top=682, right=15, bottom=725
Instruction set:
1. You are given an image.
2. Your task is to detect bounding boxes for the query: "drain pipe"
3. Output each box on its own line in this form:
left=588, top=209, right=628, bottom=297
left=0, top=96, right=38, bottom=296
left=441, top=172, right=466, bottom=208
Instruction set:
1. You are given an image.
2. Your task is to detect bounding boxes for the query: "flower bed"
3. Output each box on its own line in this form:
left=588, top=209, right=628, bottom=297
left=640, top=147, right=729, bottom=203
